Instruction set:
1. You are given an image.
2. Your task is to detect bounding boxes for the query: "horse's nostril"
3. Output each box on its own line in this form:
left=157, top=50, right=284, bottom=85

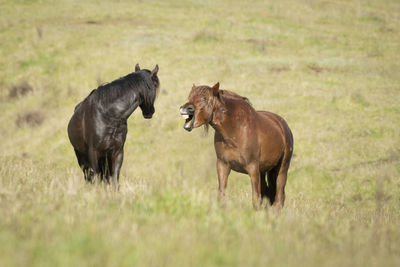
left=180, top=106, right=194, bottom=115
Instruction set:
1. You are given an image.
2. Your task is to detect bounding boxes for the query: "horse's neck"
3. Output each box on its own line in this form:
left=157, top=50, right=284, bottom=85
left=211, top=100, right=242, bottom=145
left=99, top=90, right=140, bottom=121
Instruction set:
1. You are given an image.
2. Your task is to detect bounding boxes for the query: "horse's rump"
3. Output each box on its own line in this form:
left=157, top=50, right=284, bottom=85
left=259, top=111, right=292, bottom=146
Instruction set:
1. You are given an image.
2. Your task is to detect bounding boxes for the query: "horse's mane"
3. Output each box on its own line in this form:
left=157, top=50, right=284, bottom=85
left=190, top=86, right=252, bottom=106
left=91, top=70, right=159, bottom=107
left=219, top=89, right=252, bottom=106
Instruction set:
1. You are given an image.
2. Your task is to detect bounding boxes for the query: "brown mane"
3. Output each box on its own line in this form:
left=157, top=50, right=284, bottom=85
left=219, top=89, right=252, bottom=105
left=190, top=86, right=252, bottom=106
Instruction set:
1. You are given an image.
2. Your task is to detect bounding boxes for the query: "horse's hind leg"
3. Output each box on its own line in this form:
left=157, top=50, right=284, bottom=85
left=260, top=171, right=268, bottom=205
left=267, top=167, right=278, bottom=206
left=74, top=149, right=90, bottom=181
left=271, top=152, right=292, bottom=209
left=273, top=123, right=293, bottom=209
left=273, top=170, right=287, bottom=209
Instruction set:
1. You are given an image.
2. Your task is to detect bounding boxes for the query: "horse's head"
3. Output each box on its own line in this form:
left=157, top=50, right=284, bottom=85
left=179, top=82, right=220, bottom=131
left=135, top=64, right=160, bottom=119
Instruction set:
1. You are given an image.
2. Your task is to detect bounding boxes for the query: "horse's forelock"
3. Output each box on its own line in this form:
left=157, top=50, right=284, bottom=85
left=136, top=71, right=158, bottom=107
left=189, top=85, right=211, bottom=98
left=142, top=68, right=160, bottom=100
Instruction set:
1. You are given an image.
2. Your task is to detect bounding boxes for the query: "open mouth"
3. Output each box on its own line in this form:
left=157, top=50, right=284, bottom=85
left=180, top=109, right=195, bottom=131
left=183, top=113, right=195, bottom=131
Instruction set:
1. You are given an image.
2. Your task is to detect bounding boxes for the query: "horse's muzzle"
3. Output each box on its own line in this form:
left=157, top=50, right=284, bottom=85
left=179, top=106, right=195, bottom=131
left=142, top=108, right=155, bottom=119
left=143, top=114, right=153, bottom=119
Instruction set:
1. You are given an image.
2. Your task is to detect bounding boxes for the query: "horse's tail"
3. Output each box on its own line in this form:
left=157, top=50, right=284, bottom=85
left=280, top=117, right=294, bottom=170
left=74, top=89, right=96, bottom=112
left=74, top=102, right=82, bottom=112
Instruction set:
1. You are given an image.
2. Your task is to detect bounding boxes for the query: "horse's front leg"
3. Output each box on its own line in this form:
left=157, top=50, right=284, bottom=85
left=247, top=163, right=262, bottom=210
left=216, top=159, right=231, bottom=201
left=111, top=150, right=124, bottom=191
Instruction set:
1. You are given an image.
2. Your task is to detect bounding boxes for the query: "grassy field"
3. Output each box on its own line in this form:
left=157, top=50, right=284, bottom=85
left=1, top=0, right=400, bottom=266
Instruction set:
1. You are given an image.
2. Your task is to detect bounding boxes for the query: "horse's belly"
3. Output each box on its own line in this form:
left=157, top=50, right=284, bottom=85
left=229, top=161, right=247, bottom=174
left=215, top=142, right=284, bottom=174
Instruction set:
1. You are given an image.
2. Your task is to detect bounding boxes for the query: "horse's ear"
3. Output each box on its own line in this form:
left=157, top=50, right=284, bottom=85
left=135, top=63, right=140, bottom=72
left=151, top=64, right=159, bottom=77
left=212, top=82, right=220, bottom=96
left=192, top=84, right=196, bottom=89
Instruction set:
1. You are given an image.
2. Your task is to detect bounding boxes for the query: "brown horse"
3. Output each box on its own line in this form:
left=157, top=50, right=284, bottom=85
left=179, top=83, right=293, bottom=209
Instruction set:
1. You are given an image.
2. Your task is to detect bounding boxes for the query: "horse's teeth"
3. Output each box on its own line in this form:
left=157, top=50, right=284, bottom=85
left=182, top=114, right=189, bottom=119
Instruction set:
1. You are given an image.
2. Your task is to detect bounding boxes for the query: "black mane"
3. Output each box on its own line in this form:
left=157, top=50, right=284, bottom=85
left=91, top=70, right=158, bottom=107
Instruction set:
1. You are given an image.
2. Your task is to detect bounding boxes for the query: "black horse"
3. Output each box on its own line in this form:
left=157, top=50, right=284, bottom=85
left=67, top=64, right=159, bottom=188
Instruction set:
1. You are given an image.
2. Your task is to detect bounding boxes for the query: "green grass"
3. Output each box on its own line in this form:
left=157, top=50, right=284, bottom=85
left=1, top=0, right=400, bottom=266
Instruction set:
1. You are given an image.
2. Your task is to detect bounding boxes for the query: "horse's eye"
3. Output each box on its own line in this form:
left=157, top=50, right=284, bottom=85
left=203, top=96, right=207, bottom=102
